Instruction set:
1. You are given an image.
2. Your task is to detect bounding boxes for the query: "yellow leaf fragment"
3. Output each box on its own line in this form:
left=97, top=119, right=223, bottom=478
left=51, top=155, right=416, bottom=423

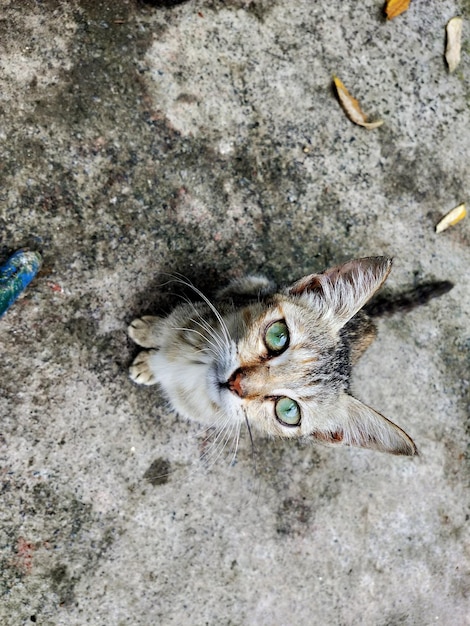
left=445, top=17, right=463, bottom=73
left=385, top=0, right=411, bottom=20
left=333, top=76, right=383, bottom=130
left=435, top=203, right=467, bottom=233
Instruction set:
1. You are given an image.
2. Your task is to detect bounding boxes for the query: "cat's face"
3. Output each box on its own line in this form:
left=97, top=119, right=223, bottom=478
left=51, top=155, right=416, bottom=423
left=206, top=257, right=417, bottom=455
left=216, top=295, right=342, bottom=439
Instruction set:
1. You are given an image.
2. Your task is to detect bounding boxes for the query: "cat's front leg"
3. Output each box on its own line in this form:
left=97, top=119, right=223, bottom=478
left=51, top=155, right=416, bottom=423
left=128, top=316, right=164, bottom=386
left=128, top=315, right=162, bottom=348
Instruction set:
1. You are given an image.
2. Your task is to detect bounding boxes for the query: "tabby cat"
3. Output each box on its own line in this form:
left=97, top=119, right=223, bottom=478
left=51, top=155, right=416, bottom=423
left=128, top=257, right=451, bottom=456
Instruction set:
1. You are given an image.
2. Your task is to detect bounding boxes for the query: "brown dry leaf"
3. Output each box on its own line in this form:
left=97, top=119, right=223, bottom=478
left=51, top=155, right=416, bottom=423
left=435, top=203, right=467, bottom=233
left=333, top=76, right=383, bottom=130
left=445, top=17, right=463, bottom=73
left=385, top=0, right=411, bottom=20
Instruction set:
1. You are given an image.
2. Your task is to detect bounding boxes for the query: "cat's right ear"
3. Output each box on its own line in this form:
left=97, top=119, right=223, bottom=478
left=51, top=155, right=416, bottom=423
left=287, top=256, right=392, bottom=329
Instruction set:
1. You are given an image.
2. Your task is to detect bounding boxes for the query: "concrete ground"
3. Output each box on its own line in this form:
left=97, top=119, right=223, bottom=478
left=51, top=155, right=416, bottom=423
left=1, top=0, right=469, bottom=624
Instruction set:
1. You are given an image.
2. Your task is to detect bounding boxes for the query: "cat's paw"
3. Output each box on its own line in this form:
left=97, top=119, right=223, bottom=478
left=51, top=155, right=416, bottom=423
left=128, top=316, right=160, bottom=348
left=129, top=350, right=158, bottom=386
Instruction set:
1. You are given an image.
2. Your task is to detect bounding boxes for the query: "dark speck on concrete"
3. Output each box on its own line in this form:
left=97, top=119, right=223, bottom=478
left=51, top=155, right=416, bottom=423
left=143, top=458, right=171, bottom=485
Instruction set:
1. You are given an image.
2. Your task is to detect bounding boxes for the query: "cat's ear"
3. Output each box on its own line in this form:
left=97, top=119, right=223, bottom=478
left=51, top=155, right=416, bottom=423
left=309, top=395, right=417, bottom=456
left=288, top=257, right=392, bottom=329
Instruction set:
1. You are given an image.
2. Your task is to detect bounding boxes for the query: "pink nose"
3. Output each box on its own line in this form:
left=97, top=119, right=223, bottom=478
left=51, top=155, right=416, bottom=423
left=227, top=369, right=244, bottom=398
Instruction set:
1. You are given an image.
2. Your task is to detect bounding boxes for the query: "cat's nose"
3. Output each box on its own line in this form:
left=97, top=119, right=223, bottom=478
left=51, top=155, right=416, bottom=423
left=227, top=368, right=245, bottom=398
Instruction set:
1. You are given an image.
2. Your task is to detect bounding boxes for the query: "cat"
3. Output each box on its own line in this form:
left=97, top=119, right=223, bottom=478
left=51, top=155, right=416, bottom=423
left=128, top=257, right=452, bottom=456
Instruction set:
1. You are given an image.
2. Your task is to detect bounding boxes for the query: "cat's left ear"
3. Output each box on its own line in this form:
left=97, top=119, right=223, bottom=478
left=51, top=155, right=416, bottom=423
left=310, top=395, right=417, bottom=456
left=288, top=256, right=392, bottom=329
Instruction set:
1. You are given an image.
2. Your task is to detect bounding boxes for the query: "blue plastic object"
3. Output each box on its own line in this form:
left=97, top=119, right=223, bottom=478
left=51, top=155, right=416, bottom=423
left=0, top=250, right=42, bottom=318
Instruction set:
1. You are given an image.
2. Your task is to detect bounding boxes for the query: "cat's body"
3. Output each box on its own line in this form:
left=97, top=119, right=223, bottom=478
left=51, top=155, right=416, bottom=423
left=128, top=257, right=451, bottom=456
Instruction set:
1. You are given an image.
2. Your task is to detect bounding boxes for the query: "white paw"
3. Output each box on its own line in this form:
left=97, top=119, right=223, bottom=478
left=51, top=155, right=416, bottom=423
left=128, top=316, right=160, bottom=348
left=129, top=350, right=158, bottom=386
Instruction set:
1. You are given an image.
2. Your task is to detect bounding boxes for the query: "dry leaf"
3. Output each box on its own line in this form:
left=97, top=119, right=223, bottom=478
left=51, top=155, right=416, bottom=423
left=333, top=76, right=383, bottom=130
left=445, top=17, right=463, bottom=73
left=385, top=0, right=411, bottom=20
left=435, top=203, right=467, bottom=233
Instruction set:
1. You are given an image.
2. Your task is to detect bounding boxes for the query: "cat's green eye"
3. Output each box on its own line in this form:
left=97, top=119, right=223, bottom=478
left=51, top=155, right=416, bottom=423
left=275, top=397, right=301, bottom=427
left=265, top=320, right=289, bottom=353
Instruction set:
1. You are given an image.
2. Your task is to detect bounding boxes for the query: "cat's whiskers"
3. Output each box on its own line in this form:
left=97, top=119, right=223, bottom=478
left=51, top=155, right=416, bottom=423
left=200, top=410, right=231, bottom=447
left=171, top=325, right=221, bottom=359
left=188, top=315, right=228, bottom=357
left=198, top=407, right=242, bottom=468
left=200, top=406, right=232, bottom=436
left=166, top=273, right=232, bottom=350
left=199, top=403, right=247, bottom=469
left=174, top=292, right=230, bottom=357
left=230, top=422, right=242, bottom=466
left=202, top=419, right=239, bottom=471
left=201, top=407, right=250, bottom=472
left=242, top=407, right=257, bottom=475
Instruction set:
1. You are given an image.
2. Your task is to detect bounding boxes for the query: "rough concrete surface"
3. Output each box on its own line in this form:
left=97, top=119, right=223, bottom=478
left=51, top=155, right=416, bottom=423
left=0, top=0, right=469, bottom=624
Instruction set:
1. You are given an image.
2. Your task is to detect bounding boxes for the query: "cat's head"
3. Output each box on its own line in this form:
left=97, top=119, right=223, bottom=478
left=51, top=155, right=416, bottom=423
left=216, top=257, right=417, bottom=456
